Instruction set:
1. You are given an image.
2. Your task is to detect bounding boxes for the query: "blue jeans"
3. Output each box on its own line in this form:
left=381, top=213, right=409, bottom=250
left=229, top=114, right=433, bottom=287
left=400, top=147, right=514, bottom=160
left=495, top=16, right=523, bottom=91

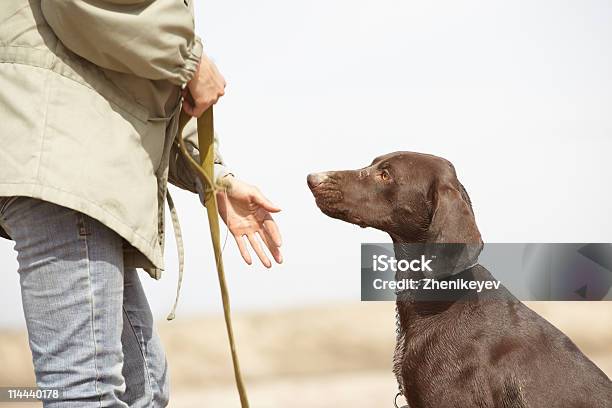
left=0, top=197, right=169, bottom=407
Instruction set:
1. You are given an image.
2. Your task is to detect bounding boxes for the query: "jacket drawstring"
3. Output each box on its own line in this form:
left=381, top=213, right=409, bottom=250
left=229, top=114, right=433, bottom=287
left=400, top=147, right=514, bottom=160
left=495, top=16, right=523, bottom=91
left=165, top=190, right=185, bottom=321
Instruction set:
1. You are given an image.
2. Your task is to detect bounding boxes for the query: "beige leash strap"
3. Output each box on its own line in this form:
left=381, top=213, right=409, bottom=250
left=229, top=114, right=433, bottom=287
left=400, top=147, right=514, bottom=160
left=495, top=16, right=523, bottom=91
left=173, top=107, right=250, bottom=408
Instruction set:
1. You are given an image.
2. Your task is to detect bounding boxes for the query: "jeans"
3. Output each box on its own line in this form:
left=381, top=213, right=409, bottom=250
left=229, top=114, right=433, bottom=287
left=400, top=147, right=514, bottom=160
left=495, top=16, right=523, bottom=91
left=0, top=197, right=169, bottom=407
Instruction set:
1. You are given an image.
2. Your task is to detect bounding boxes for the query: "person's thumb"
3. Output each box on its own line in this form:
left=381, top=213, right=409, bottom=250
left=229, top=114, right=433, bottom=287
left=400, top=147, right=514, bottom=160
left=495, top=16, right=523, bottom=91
left=253, top=190, right=281, bottom=213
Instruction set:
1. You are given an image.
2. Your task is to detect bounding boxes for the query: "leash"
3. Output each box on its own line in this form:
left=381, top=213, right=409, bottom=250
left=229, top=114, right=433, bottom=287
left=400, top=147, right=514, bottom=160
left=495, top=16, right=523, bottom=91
left=171, top=106, right=250, bottom=408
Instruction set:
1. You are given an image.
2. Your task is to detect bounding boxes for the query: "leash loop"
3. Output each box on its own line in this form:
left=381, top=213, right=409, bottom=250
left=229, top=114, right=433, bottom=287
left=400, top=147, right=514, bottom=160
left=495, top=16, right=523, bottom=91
left=395, top=392, right=409, bottom=408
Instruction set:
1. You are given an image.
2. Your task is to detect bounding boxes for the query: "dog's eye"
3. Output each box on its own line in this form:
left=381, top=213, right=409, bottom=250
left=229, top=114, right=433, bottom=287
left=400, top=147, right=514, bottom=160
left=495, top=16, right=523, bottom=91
left=380, top=169, right=391, bottom=181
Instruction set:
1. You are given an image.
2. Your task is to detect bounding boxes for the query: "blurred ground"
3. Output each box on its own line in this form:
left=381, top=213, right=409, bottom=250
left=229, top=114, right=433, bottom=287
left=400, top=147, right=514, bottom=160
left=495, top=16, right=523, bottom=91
left=0, top=302, right=610, bottom=407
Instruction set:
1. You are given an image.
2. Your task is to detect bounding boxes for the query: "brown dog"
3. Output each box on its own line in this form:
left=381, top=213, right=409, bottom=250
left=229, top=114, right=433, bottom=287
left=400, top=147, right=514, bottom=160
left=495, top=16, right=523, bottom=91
left=308, top=151, right=612, bottom=408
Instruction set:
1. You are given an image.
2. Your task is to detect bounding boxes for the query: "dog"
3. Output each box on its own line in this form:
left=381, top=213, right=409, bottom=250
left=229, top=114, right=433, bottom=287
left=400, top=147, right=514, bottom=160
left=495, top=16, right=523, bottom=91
left=308, top=151, right=612, bottom=408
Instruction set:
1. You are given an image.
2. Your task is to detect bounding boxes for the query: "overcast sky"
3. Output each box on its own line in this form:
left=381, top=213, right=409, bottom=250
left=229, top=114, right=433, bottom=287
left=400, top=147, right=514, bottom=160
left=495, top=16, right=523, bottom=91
left=1, top=0, right=611, bottom=327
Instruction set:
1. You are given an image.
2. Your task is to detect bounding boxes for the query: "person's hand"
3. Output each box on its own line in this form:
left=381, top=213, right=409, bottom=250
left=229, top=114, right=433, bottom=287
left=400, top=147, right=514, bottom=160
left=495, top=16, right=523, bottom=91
left=182, top=53, right=226, bottom=117
left=216, top=177, right=283, bottom=268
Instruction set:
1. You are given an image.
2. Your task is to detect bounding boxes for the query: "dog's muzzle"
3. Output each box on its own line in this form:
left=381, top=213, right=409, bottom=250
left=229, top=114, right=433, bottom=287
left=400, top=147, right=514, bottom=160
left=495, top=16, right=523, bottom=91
left=307, top=172, right=330, bottom=189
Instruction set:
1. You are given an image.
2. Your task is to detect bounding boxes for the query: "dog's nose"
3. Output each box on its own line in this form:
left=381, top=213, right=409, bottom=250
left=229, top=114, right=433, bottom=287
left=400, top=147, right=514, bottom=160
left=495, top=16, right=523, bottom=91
left=307, top=172, right=328, bottom=189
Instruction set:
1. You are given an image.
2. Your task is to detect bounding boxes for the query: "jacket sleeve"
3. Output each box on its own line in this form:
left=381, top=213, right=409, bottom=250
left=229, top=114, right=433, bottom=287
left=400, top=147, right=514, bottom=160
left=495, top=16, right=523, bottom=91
left=168, top=118, right=233, bottom=195
left=40, top=0, right=202, bottom=85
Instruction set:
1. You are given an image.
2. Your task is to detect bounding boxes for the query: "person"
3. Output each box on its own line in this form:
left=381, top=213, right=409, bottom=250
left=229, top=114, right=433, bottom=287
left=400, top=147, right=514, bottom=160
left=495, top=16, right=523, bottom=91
left=0, top=0, right=283, bottom=406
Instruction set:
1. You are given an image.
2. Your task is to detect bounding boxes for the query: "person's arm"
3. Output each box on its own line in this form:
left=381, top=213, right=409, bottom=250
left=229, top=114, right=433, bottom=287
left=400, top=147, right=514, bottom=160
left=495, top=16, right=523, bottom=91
left=41, top=0, right=201, bottom=85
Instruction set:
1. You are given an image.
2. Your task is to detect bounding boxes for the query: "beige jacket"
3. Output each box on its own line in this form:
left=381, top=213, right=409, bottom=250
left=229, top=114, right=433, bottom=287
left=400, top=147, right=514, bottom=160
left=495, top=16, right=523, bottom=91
left=0, top=0, right=230, bottom=278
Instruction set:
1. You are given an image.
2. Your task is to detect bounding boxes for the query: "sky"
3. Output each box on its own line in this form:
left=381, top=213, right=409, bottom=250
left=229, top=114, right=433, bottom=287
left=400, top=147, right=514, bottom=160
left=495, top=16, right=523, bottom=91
left=1, top=0, right=611, bottom=327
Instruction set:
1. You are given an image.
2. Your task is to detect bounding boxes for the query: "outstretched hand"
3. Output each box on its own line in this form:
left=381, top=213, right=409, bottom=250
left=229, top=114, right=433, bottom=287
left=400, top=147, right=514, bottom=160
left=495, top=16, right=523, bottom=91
left=216, top=177, right=283, bottom=268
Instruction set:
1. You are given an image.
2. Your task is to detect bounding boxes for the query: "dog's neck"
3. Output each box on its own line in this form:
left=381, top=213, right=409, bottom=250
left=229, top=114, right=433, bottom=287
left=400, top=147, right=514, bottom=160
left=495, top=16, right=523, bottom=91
left=388, top=233, right=479, bottom=399
left=388, top=233, right=481, bottom=329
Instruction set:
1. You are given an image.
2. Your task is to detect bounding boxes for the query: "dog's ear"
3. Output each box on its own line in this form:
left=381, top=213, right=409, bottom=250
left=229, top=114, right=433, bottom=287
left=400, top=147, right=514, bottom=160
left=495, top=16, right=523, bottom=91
left=428, top=182, right=482, bottom=244
left=426, top=182, right=483, bottom=273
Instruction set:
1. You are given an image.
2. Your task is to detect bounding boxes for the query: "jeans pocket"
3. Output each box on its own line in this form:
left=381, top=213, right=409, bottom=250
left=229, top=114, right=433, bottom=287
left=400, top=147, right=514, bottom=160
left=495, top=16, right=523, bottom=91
left=0, top=196, right=19, bottom=239
left=0, top=196, right=19, bottom=215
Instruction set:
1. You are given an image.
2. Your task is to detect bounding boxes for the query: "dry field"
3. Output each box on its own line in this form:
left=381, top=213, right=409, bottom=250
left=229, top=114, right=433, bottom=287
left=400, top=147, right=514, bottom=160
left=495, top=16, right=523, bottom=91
left=0, top=302, right=610, bottom=407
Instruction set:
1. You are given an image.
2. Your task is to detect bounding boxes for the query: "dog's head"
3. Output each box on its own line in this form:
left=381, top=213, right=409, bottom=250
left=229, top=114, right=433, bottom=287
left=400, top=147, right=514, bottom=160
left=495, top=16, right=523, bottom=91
left=307, top=151, right=482, bottom=244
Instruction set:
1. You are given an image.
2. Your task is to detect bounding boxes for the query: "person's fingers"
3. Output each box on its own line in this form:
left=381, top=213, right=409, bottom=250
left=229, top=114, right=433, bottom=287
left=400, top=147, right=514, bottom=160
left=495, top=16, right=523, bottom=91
left=182, top=87, right=198, bottom=116
left=193, top=104, right=206, bottom=117
left=210, top=60, right=226, bottom=88
left=182, top=99, right=196, bottom=116
left=183, top=98, right=208, bottom=117
left=262, top=214, right=282, bottom=247
left=260, top=230, right=283, bottom=264
left=247, top=233, right=272, bottom=268
left=234, top=235, right=252, bottom=265
left=252, top=190, right=281, bottom=213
